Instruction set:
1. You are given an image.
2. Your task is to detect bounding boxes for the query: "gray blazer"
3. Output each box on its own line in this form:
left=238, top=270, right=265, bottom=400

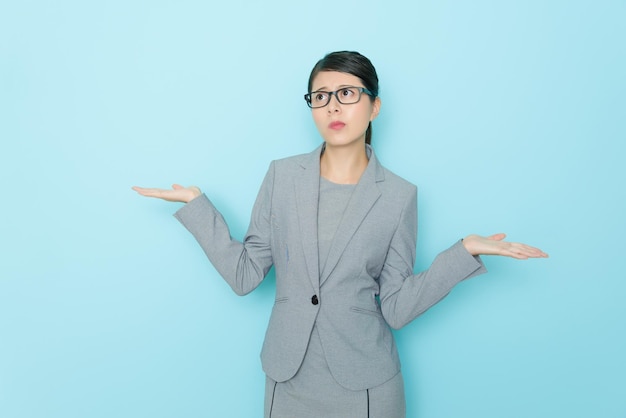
left=174, top=144, right=486, bottom=390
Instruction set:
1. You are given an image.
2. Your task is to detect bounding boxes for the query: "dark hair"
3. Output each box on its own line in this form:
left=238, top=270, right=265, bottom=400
left=308, top=51, right=379, bottom=145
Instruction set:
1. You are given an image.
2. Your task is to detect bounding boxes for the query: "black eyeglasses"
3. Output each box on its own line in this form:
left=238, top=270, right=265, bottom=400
left=304, top=86, right=374, bottom=108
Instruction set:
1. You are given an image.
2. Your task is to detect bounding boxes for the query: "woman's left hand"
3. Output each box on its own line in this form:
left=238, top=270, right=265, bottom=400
left=462, top=233, right=549, bottom=259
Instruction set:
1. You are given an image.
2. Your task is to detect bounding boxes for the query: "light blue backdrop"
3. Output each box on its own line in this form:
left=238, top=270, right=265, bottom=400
left=1, top=1, right=624, bottom=417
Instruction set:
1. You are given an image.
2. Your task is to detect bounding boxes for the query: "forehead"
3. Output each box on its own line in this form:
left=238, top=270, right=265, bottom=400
left=311, top=71, right=363, bottom=91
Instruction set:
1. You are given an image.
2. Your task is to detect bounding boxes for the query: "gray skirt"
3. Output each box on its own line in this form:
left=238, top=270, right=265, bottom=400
left=264, top=326, right=405, bottom=418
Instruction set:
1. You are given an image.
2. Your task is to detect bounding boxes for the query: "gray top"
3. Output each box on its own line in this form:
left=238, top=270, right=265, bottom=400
left=318, top=177, right=356, bottom=274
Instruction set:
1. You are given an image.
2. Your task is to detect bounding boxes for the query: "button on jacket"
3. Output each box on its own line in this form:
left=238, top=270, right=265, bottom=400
left=174, top=144, right=486, bottom=390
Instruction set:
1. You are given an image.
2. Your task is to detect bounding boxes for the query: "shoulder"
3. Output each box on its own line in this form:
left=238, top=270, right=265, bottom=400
left=379, top=167, right=417, bottom=217
left=273, top=152, right=308, bottom=167
left=271, top=145, right=323, bottom=173
left=375, top=156, right=417, bottom=196
left=382, top=166, right=416, bottom=191
left=367, top=144, right=416, bottom=192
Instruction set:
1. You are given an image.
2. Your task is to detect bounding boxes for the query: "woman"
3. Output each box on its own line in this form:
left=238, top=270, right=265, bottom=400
left=133, top=51, right=547, bottom=418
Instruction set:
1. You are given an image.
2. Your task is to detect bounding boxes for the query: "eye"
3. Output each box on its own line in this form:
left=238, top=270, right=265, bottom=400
left=340, top=88, right=356, bottom=97
left=314, top=92, right=328, bottom=102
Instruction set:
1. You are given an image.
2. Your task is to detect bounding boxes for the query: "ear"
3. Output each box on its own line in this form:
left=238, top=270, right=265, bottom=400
left=370, top=97, right=382, bottom=121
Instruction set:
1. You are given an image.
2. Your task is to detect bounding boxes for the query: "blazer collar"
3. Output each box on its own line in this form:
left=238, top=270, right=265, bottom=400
left=298, top=143, right=385, bottom=181
left=295, top=143, right=385, bottom=288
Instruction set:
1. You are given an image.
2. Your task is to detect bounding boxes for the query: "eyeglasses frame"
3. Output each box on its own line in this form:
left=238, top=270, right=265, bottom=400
left=304, top=86, right=375, bottom=109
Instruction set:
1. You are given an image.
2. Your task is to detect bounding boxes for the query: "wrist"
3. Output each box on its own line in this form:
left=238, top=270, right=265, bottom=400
left=462, top=235, right=476, bottom=255
left=186, top=187, right=202, bottom=203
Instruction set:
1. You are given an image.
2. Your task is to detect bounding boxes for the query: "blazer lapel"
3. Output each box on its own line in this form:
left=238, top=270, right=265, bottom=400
left=295, top=145, right=324, bottom=293
left=320, top=146, right=384, bottom=286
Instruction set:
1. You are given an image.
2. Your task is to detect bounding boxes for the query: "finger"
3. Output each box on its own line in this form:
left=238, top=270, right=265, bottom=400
left=487, top=233, right=506, bottom=241
left=500, top=245, right=534, bottom=259
left=512, top=243, right=549, bottom=258
left=525, top=248, right=549, bottom=258
left=506, top=244, right=549, bottom=259
left=132, top=186, right=155, bottom=196
left=132, top=187, right=168, bottom=198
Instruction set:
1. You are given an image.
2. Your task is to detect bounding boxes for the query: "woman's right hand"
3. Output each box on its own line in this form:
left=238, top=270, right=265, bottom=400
left=132, top=184, right=202, bottom=203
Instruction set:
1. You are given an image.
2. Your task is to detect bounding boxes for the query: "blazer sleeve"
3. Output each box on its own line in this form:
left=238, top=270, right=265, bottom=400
left=173, top=162, right=275, bottom=295
left=378, top=186, right=487, bottom=329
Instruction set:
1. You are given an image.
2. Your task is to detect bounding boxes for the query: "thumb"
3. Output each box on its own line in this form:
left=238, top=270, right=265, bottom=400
left=487, top=233, right=507, bottom=241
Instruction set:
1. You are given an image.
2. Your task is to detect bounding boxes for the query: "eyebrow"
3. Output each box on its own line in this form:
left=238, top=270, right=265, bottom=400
left=311, top=84, right=360, bottom=92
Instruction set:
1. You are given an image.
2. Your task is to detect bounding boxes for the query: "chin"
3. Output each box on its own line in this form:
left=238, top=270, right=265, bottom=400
left=324, top=133, right=364, bottom=147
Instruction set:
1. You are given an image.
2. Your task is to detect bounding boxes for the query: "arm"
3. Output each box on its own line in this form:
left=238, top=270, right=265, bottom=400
left=132, top=162, right=276, bottom=296
left=378, top=188, right=548, bottom=330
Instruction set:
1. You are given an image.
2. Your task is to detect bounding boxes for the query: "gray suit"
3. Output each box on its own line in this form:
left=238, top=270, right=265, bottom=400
left=174, top=144, right=486, bottom=391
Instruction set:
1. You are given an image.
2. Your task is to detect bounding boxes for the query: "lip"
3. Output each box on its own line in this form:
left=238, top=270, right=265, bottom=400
left=329, top=121, right=346, bottom=130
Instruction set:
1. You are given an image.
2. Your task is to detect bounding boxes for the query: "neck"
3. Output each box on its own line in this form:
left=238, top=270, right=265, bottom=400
left=320, top=142, right=369, bottom=184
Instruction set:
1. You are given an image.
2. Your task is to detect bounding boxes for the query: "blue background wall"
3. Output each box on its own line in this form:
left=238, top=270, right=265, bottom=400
left=1, top=1, right=624, bottom=417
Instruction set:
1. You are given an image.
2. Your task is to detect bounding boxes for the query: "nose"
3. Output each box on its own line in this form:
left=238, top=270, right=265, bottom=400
left=327, top=93, right=341, bottom=113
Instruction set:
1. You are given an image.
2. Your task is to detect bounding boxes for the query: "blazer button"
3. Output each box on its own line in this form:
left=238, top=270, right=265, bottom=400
left=311, top=295, right=319, bottom=305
